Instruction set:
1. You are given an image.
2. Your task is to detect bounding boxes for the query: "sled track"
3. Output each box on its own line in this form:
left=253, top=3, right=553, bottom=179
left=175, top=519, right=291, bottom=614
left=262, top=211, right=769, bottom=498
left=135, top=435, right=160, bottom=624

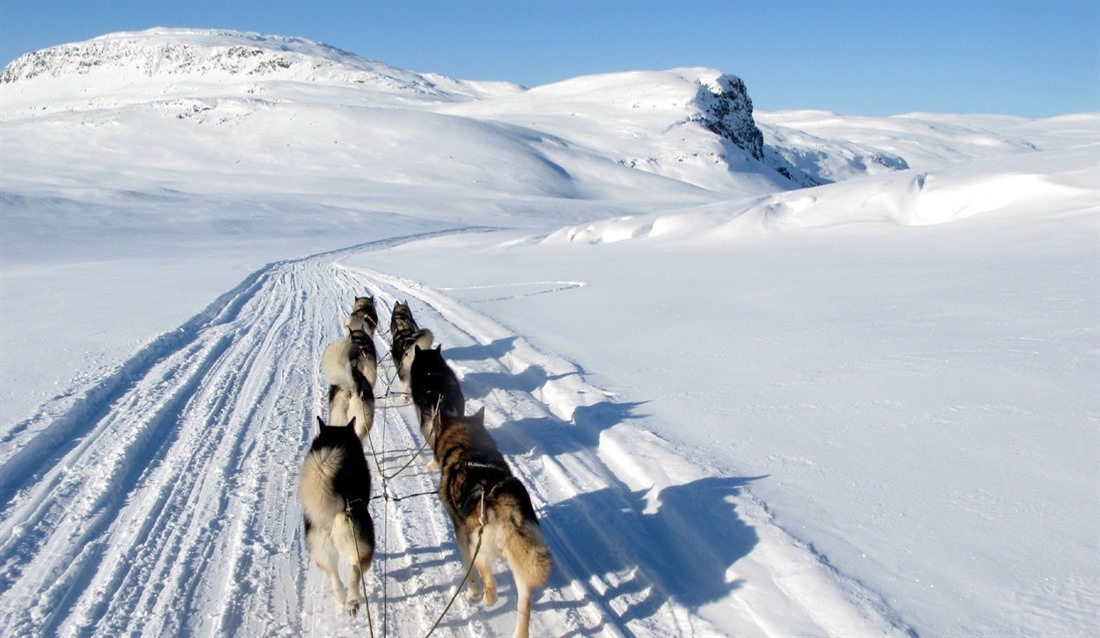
left=0, top=241, right=913, bottom=637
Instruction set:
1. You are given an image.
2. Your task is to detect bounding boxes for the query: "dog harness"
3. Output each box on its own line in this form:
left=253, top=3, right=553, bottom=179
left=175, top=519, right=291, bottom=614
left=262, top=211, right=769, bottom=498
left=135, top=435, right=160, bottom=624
left=454, top=461, right=509, bottom=518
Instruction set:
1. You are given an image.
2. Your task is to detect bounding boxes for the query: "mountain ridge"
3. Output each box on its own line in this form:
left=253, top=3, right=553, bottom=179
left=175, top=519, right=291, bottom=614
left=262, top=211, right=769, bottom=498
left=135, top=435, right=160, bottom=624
left=1, top=28, right=811, bottom=193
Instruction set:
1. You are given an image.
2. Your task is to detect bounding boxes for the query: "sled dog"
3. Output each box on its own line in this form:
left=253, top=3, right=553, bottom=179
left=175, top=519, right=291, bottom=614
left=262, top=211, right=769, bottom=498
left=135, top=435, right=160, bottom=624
left=390, top=300, right=433, bottom=390
left=409, top=344, right=464, bottom=449
left=432, top=408, right=552, bottom=638
left=349, top=295, right=379, bottom=336
left=299, top=417, right=375, bottom=618
left=344, top=314, right=378, bottom=390
left=322, top=324, right=375, bottom=441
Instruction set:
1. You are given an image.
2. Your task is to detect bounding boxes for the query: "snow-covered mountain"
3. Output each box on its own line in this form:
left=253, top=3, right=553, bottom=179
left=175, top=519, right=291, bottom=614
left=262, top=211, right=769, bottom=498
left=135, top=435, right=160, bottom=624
left=0, top=28, right=523, bottom=107
left=1, top=28, right=816, bottom=195
left=1, top=28, right=1097, bottom=638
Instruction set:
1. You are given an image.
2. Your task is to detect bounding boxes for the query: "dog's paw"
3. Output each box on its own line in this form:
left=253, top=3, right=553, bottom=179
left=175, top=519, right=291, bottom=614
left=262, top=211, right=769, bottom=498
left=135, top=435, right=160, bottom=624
left=345, top=597, right=360, bottom=618
left=464, top=582, right=483, bottom=601
left=426, top=458, right=440, bottom=471
left=482, top=588, right=498, bottom=607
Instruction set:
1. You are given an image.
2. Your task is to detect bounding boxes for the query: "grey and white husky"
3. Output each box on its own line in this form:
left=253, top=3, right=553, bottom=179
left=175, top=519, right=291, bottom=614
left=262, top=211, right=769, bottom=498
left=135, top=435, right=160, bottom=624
left=349, top=295, right=379, bottom=336
left=321, top=318, right=376, bottom=441
left=299, top=416, right=375, bottom=618
left=389, top=300, right=433, bottom=391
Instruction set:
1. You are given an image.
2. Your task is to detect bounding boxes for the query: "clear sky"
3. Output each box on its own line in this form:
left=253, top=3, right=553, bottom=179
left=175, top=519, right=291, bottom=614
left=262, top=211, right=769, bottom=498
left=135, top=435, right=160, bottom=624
left=1, top=0, right=1097, bottom=117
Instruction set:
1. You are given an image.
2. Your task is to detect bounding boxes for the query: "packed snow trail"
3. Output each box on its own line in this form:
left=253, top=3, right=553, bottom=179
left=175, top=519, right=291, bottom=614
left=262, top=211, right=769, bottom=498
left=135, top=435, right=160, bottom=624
left=0, top=238, right=912, bottom=637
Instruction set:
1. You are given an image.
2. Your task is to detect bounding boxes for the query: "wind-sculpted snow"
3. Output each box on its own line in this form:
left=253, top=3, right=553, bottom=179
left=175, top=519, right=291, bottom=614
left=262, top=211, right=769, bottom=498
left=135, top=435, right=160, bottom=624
left=543, top=144, right=1100, bottom=244
left=0, top=241, right=912, bottom=636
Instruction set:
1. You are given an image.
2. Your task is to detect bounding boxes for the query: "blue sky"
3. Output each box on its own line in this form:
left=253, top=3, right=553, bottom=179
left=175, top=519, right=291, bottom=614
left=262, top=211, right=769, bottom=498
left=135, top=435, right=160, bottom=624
left=1, top=0, right=1097, bottom=117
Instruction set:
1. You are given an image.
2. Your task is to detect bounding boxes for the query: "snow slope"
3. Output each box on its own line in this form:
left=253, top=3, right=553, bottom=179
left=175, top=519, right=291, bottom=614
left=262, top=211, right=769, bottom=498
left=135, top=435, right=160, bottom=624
left=1, top=28, right=1098, bottom=637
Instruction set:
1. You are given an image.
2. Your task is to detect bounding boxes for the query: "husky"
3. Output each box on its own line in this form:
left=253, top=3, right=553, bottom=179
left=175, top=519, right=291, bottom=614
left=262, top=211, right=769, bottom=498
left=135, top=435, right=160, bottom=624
left=321, top=323, right=376, bottom=441
left=432, top=408, right=552, bottom=638
left=389, top=300, right=433, bottom=390
left=299, top=416, right=375, bottom=618
left=349, top=295, right=379, bottom=336
left=344, top=314, right=378, bottom=390
left=409, top=344, right=464, bottom=450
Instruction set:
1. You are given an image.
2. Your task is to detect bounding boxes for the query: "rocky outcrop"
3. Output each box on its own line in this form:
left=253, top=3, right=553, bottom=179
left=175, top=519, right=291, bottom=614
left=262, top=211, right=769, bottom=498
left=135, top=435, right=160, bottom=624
left=690, top=74, right=766, bottom=162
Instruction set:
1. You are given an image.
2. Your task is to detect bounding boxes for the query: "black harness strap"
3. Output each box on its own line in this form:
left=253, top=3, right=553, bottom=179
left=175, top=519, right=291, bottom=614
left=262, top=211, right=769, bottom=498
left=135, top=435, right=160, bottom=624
left=452, top=460, right=510, bottom=517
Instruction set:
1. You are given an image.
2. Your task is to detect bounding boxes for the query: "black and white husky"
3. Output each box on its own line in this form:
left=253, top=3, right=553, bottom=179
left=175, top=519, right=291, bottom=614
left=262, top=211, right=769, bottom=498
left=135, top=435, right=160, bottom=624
left=409, top=344, right=465, bottom=450
left=389, top=300, right=433, bottom=391
left=321, top=316, right=376, bottom=441
left=299, top=417, right=375, bottom=618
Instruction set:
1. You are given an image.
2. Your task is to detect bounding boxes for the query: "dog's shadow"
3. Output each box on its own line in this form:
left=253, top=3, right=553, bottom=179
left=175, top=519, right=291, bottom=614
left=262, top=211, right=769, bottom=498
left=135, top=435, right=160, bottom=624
left=491, top=398, right=763, bottom=622
left=426, top=345, right=764, bottom=626
left=490, top=400, right=645, bottom=458
left=460, top=364, right=552, bottom=399
left=443, top=336, right=519, bottom=364
left=541, top=474, right=763, bottom=623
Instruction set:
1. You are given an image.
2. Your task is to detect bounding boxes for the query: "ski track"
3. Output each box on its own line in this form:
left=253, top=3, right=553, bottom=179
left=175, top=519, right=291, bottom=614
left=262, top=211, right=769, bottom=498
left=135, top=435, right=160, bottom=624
left=0, top=239, right=914, bottom=637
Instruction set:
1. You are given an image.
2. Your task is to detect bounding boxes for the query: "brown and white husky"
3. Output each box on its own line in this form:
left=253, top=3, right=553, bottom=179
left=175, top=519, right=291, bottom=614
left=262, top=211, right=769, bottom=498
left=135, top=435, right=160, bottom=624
left=431, top=407, right=552, bottom=638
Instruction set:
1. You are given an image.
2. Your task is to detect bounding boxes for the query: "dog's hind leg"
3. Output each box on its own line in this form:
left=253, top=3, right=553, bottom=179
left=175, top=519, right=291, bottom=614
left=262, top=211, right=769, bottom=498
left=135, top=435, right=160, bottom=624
left=474, top=550, right=497, bottom=606
left=345, top=542, right=375, bottom=617
left=344, top=562, right=363, bottom=617
left=332, top=512, right=374, bottom=617
left=513, top=582, right=534, bottom=638
left=348, top=391, right=373, bottom=440
left=453, top=524, right=484, bottom=601
left=312, top=539, right=346, bottom=611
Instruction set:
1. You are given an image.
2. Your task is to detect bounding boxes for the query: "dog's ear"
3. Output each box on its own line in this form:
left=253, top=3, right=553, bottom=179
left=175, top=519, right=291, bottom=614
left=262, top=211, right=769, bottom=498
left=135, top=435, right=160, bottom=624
left=414, top=345, right=423, bottom=354
left=316, top=416, right=326, bottom=430
left=473, top=406, right=486, bottom=423
left=347, top=416, right=356, bottom=429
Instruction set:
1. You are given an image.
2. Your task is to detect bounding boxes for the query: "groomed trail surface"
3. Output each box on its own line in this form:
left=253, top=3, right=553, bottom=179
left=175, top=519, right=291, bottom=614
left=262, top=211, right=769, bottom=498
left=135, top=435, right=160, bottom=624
left=0, top=238, right=913, bottom=637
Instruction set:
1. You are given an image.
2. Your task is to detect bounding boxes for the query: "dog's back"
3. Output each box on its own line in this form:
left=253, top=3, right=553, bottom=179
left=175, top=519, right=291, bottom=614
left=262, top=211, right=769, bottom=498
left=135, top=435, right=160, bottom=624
left=390, top=300, right=417, bottom=336
left=299, top=417, right=375, bottom=617
left=321, top=334, right=375, bottom=440
left=300, top=418, right=373, bottom=525
left=433, top=409, right=552, bottom=638
left=350, top=296, right=379, bottom=336
left=410, top=345, right=464, bottom=443
left=345, top=315, right=378, bottom=389
left=390, top=301, right=433, bottom=387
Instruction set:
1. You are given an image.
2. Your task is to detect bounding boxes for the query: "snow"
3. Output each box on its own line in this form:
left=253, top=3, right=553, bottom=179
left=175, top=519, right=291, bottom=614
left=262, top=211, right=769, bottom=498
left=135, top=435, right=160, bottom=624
left=1, top=28, right=1098, bottom=637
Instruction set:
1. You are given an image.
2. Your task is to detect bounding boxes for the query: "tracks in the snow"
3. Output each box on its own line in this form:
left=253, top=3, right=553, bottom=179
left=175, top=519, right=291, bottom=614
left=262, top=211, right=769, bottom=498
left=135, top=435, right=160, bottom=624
left=0, top=238, right=911, bottom=637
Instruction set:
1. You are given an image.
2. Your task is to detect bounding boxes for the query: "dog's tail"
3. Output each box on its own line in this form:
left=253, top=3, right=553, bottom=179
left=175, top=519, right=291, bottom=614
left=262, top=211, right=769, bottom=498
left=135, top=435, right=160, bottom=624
left=492, top=478, right=551, bottom=638
left=299, top=446, right=347, bottom=525
left=413, top=329, right=434, bottom=352
left=323, top=336, right=375, bottom=437
left=322, top=336, right=356, bottom=389
left=397, top=329, right=435, bottom=385
left=404, top=329, right=434, bottom=364
left=348, top=388, right=374, bottom=441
